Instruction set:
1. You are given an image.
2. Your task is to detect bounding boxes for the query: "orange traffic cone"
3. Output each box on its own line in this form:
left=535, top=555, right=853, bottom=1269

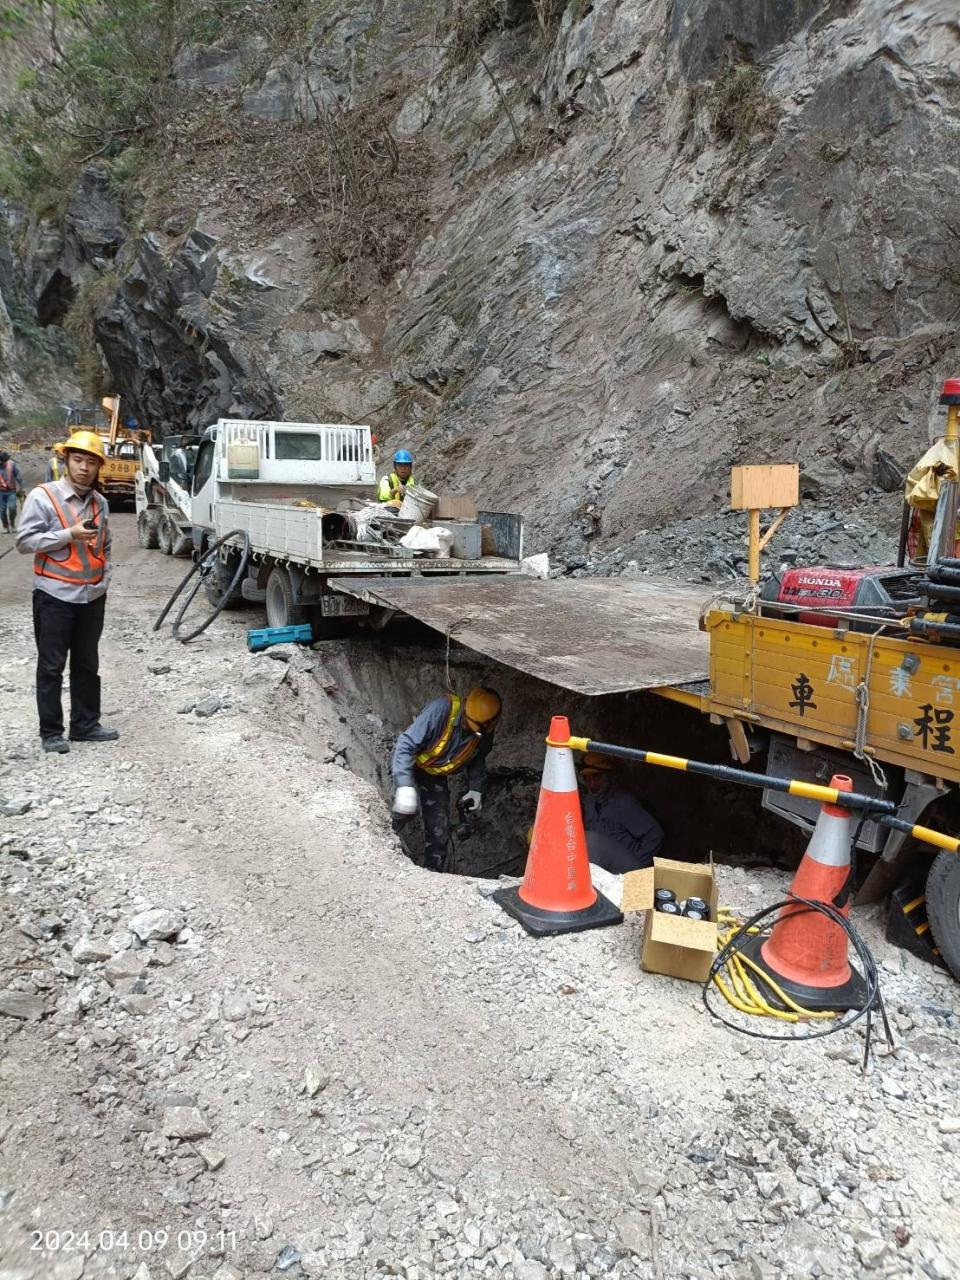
left=744, top=774, right=867, bottom=1012
left=494, top=716, right=622, bottom=936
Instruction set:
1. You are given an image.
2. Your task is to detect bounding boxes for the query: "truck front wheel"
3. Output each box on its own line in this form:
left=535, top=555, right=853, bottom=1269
left=265, top=566, right=307, bottom=628
left=927, top=850, right=960, bottom=981
left=203, top=548, right=246, bottom=611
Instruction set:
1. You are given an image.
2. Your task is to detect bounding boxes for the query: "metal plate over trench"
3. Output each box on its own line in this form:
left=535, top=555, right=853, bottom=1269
left=328, top=575, right=710, bottom=696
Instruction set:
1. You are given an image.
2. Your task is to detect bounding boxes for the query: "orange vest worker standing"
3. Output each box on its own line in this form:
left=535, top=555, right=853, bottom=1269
left=16, top=432, right=120, bottom=754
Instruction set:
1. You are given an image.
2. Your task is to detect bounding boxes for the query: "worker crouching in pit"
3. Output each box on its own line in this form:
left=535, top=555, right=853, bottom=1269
left=579, top=751, right=664, bottom=873
left=391, top=688, right=502, bottom=872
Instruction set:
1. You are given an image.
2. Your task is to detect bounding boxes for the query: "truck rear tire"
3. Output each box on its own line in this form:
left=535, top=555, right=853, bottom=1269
left=138, top=509, right=160, bottom=550
left=926, top=849, right=960, bottom=981
left=158, top=515, right=175, bottom=556
left=265, top=566, right=307, bottom=628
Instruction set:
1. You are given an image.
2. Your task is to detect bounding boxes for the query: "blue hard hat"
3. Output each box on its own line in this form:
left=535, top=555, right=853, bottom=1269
left=393, top=449, right=413, bottom=464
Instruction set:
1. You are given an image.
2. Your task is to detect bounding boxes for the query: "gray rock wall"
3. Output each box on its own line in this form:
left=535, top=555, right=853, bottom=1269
left=4, top=0, right=958, bottom=563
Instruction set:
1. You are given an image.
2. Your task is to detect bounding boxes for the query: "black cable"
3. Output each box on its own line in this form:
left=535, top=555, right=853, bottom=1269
left=703, top=892, right=895, bottom=1070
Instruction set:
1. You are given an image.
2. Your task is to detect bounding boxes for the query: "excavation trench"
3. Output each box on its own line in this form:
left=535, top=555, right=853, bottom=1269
left=311, top=624, right=807, bottom=878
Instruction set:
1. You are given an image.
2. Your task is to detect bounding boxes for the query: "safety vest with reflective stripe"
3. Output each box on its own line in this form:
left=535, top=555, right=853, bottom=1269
left=415, top=695, right=480, bottom=776
left=33, top=484, right=108, bottom=586
left=377, top=472, right=417, bottom=503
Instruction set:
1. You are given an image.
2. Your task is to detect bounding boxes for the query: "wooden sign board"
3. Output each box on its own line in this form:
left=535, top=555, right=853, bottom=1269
left=730, top=464, right=799, bottom=511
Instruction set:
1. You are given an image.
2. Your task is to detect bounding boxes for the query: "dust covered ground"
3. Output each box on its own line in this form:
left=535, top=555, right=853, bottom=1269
left=1, top=516, right=960, bottom=1280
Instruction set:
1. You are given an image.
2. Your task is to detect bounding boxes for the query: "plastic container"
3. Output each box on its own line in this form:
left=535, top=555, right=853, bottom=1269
left=434, top=520, right=482, bottom=559
left=226, top=438, right=260, bottom=479
left=399, top=483, right=438, bottom=524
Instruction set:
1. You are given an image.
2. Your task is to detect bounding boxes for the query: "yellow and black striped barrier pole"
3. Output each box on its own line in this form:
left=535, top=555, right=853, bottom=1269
left=564, top=735, right=960, bottom=855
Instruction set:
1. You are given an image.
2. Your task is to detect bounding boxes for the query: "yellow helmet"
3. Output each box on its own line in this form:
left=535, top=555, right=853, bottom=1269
left=53, top=441, right=67, bottom=455
left=579, top=751, right=615, bottom=775
left=66, top=429, right=106, bottom=462
left=464, top=686, right=502, bottom=731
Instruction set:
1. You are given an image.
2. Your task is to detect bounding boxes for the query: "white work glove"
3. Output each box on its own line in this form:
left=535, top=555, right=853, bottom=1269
left=462, top=790, right=482, bottom=813
left=393, top=785, right=419, bottom=816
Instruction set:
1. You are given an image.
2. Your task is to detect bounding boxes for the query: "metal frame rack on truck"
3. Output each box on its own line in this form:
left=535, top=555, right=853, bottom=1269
left=146, top=418, right=523, bottom=639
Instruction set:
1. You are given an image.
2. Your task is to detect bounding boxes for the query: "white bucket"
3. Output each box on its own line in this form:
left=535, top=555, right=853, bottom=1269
left=399, top=483, right=439, bottom=524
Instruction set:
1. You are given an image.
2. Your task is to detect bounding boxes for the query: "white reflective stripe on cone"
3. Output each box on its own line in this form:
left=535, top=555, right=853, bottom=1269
left=541, top=744, right=578, bottom=794
left=805, top=811, right=851, bottom=868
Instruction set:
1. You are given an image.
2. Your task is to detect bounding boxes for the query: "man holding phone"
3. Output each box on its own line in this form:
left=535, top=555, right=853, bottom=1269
left=17, top=432, right=119, bottom=754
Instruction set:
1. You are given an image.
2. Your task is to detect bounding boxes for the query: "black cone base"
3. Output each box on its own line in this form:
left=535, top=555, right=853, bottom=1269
left=493, top=884, right=623, bottom=937
left=741, top=934, right=868, bottom=1013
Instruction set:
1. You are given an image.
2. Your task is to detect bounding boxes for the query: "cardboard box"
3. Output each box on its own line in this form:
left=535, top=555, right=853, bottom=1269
left=434, top=494, right=478, bottom=521
left=621, top=857, right=719, bottom=982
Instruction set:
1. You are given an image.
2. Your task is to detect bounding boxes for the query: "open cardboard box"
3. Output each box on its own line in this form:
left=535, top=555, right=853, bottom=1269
left=621, top=857, right=719, bottom=982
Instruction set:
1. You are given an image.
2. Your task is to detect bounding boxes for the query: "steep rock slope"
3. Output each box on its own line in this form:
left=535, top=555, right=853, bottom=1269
left=2, top=1, right=959, bottom=562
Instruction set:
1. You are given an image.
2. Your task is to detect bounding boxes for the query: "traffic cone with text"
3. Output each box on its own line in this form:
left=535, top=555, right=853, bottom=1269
left=494, top=716, right=623, bottom=936
left=744, top=774, right=867, bottom=1011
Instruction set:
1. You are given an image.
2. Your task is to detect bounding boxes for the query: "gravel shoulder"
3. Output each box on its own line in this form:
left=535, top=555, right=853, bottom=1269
left=1, top=516, right=959, bottom=1280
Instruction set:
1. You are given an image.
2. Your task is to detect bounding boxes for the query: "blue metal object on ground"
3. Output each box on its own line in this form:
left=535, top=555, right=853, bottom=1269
left=246, top=624, right=314, bottom=652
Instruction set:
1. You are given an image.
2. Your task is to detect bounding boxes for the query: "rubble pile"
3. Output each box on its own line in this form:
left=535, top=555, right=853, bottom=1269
left=2, top=525, right=959, bottom=1279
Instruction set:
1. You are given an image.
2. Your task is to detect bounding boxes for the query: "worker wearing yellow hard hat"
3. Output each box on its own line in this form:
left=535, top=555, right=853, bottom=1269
left=578, top=750, right=664, bottom=873
left=16, top=426, right=119, bottom=754
left=45, top=441, right=68, bottom=483
left=391, top=686, right=502, bottom=871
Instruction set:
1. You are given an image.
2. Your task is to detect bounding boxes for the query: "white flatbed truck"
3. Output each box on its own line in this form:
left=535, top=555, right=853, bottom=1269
left=182, top=419, right=523, bottom=637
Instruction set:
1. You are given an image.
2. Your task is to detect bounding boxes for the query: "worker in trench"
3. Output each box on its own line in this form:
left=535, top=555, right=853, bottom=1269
left=377, top=448, right=418, bottom=507
left=391, top=688, right=502, bottom=872
left=579, top=751, right=664, bottom=873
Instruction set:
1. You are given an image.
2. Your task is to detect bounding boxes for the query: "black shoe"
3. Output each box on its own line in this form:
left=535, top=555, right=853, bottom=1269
left=42, top=736, right=70, bottom=754
left=69, top=725, right=120, bottom=743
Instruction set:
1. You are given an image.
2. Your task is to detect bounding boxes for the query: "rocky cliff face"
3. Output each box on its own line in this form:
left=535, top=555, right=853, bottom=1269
left=2, top=0, right=958, bottom=567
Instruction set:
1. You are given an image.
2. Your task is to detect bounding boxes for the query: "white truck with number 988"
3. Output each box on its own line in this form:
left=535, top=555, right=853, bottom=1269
left=183, top=419, right=523, bottom=638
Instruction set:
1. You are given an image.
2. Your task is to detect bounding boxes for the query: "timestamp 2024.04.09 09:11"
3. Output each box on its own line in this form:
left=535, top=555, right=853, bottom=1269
left=31, top=1227, right=239, bottom=1255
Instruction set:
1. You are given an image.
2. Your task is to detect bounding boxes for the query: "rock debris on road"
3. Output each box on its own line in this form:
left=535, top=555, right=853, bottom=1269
left=1, top=516, right=959, bottom=1280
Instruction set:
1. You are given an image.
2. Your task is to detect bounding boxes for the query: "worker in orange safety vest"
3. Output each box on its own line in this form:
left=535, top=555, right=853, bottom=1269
left=16, top=431, right=120, bottom=754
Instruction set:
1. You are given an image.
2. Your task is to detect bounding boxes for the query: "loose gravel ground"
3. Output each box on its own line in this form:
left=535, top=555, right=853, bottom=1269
left=1, top=516, right=959, bottom=1280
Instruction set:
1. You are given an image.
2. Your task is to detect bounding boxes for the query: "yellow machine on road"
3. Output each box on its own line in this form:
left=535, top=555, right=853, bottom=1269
left=62, top=395, right=151, bottom=506
left=656, top=377, right=960, bottom=976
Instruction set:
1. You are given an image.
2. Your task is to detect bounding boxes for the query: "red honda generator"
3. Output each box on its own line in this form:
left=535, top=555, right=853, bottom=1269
left=760, top=565, right=926, bottom=630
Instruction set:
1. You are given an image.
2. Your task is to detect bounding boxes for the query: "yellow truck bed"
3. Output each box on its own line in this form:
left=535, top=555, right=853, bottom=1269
left=702, top=609, right=960, bottom=786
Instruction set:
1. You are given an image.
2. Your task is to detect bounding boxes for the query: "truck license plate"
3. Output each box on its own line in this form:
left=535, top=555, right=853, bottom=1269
left=321, top=595, right=370, bottom=617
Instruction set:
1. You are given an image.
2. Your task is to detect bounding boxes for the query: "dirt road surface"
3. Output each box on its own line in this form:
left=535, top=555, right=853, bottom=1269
left=1, top=515, right=959, bottom=1280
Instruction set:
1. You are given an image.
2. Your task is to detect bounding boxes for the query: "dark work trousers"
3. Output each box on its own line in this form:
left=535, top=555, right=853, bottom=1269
left=32, top=590, right=106, bottom=739
left=415, top=770, right=450, bottom=868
